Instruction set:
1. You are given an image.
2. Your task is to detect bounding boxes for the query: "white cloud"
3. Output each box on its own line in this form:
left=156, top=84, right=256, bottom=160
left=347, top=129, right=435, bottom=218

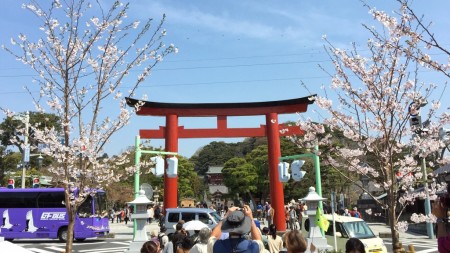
left=132, top=1, right=307, bottom=42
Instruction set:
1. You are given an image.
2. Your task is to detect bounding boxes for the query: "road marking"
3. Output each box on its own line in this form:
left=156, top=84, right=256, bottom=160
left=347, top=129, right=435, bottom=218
left=28, top=248, right=54, bottom=253
left=416, top=249, right=438, bottom=253
left=110, top=241, right=131, bottom=245
left=78, top=246, right=128, bottom=252
left=45, top=246, right=66, bottom=251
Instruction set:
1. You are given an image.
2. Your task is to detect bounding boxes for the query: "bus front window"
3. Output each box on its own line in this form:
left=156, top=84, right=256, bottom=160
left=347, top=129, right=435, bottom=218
left=78, top=196, right=93, bottom=217
left=94, top=192, right=108, bottom=217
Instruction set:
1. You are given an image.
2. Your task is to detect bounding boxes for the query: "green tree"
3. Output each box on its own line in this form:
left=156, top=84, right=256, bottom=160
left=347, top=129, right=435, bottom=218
left=0, top=112, right=61, bottom=153
left=0, top=148, right=20, bottom=185
left=190, top=141, right=239, bottom=175
left=245, top=145, right=270, bottom=203
left=178, top=156, right=203, bottom=200
left=222, top=157, right=258, bottom=204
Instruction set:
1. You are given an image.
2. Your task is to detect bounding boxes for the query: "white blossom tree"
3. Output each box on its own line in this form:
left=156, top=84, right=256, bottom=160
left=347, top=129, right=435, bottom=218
left=2, top=0, right=177, bottom=252
left=293, top=2, right=449, bottom=251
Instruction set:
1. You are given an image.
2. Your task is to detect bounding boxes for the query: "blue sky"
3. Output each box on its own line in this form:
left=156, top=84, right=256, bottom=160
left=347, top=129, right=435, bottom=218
left=0, top=0, right=449, bottom=158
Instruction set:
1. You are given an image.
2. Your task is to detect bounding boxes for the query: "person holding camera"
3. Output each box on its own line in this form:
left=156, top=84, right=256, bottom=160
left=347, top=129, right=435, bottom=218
left=207, top=205, right=263, bottom=253
left=432, top=195, right=450, bottom=252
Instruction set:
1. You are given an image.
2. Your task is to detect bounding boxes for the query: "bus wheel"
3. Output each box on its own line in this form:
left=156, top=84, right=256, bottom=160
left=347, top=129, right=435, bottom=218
left=76, top=238, right=86, bottom=242
left=58, top=227, right=68, bottom=242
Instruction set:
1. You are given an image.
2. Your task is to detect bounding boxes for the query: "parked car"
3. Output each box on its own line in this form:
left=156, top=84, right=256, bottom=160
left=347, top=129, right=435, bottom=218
left=164, top=208, right=221, bottom=236
left=301, top=214, right=387, bottom=253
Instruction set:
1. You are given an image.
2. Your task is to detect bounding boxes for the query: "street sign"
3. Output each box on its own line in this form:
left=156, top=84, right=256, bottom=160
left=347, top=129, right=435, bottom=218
left=24, top=146, right=30, bottom=163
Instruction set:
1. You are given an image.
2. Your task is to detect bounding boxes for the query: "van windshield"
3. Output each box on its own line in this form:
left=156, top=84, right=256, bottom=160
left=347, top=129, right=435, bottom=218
left=342, top=221, right=376, bottom=239
left=210, top=211, right=221, bottom=223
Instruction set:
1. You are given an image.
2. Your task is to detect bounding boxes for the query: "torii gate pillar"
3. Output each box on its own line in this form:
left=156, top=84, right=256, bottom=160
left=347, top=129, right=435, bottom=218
left=164, top=114, right=178, bottom=209
left=266, top=112, right=284, bottom=230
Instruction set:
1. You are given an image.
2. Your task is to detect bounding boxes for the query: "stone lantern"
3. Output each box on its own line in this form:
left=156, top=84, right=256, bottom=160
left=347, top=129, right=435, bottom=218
left=300, top=186, right=331, bottom=252
left=125, top=190, right=152, bottom=253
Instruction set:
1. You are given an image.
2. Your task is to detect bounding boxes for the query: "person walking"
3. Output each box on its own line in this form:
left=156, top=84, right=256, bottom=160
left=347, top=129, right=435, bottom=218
left=158, top=226, right=169, bottom=252
left=110, top=208, right=115, bottom=223
left=207, top=205, right=264, bottom=253
left=267, top=204, right=275, bottom=227
left=284, top=206, right=290, bottom=229
left=148, top=206, right=155, bottom=223
left=116, top=209, right=122, bottom=223
left=256, top=203, right=263, bottom=221
left=267, top=224, right=283, bottom=253
left=264, top=202, right=270, bottom=222
left=288, top=206, right=298, bottom=230
left=295, top=203, right=303, bottom=230
left=172, top=222, right=188, bottom=253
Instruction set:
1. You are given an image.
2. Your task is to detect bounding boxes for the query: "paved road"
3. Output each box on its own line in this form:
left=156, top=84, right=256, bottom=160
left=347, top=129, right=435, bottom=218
left=11, top=221, right=440, bottom=253
left=13, top=239, right=130, bottom=253
left=383, top=237, right=438, bottom=253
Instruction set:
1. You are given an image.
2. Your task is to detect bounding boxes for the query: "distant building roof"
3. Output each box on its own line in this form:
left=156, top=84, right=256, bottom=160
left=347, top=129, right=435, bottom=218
left=209, top=185, right=228, bottom=194
left=206, top=166, right=224, bottom=174
left=433, top=163, right=450, bottom=175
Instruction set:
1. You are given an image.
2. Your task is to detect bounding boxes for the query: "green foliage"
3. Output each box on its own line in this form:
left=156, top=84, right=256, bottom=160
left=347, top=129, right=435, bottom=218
left=178, top=156, right=203, bottom=200
left=222, top=158, right=258, bottom=196
left=245, top=145, right=270, bottom=201
left=190, top=141, right=240, bottom=175
left=0, top=112, right=61, bottom=153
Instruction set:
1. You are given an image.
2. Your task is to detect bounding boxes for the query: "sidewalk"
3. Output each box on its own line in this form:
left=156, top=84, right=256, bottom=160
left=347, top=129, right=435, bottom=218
left=109, top=221, right=160, bottom=239
left=367, top=222, right=434, bottom=240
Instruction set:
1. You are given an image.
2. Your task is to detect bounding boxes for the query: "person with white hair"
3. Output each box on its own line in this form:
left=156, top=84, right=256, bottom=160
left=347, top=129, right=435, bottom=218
left=190, top=227, right=211, bottom=253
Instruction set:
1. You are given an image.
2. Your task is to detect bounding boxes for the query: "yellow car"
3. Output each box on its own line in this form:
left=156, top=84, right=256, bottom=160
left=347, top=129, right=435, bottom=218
left=301, top=214, right=388, bottom=253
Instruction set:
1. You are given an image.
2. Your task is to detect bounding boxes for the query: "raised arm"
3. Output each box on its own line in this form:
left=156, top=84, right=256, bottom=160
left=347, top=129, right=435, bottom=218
left=243, top=205, right=261, bottom=241
left=210, top=206, right=239, bottom=239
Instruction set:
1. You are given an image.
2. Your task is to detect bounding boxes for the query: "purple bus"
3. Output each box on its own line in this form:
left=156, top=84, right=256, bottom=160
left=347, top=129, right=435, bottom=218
left=0, top=188, right=109, bottom=241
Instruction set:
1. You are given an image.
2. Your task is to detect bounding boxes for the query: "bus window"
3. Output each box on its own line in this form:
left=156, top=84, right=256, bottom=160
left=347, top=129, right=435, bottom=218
left=0, top=192, right=38, bottom=208
left=94, top=192, right=107, bottom=215
left=78, top=196, right=93, bottom=217
left=37, top=192, right=65, bottom=208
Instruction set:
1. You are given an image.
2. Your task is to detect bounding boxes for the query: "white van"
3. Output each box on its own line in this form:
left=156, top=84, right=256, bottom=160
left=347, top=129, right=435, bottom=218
left=164, top=208, right=221, bottom=236
left=301, top=214, right=387, bottom=253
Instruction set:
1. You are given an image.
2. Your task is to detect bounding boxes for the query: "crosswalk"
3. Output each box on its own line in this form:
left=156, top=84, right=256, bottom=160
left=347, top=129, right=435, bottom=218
left=383, top=238, right=438, bottom=253
left=20, top=241, right=130, bottom=253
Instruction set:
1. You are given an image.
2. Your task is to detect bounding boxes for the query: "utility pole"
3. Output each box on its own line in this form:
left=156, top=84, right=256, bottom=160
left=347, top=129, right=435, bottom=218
left=408, top=99, right=435, bottom=239
left=21, top=112, right=30, bottom=189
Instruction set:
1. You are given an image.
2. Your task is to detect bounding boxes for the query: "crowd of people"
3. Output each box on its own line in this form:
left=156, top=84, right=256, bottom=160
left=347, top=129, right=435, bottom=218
left=109, top=206, right=131, bottom=224
left=138, top=202, right=367, bottom=253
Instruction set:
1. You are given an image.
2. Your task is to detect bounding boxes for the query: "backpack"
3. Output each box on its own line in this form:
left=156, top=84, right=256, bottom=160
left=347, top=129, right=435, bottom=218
left=158, top=233, right=166, bottom=248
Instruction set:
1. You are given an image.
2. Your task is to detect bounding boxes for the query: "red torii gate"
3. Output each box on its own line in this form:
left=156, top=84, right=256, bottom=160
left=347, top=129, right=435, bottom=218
left=126, top=96, right=315, bottom=231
